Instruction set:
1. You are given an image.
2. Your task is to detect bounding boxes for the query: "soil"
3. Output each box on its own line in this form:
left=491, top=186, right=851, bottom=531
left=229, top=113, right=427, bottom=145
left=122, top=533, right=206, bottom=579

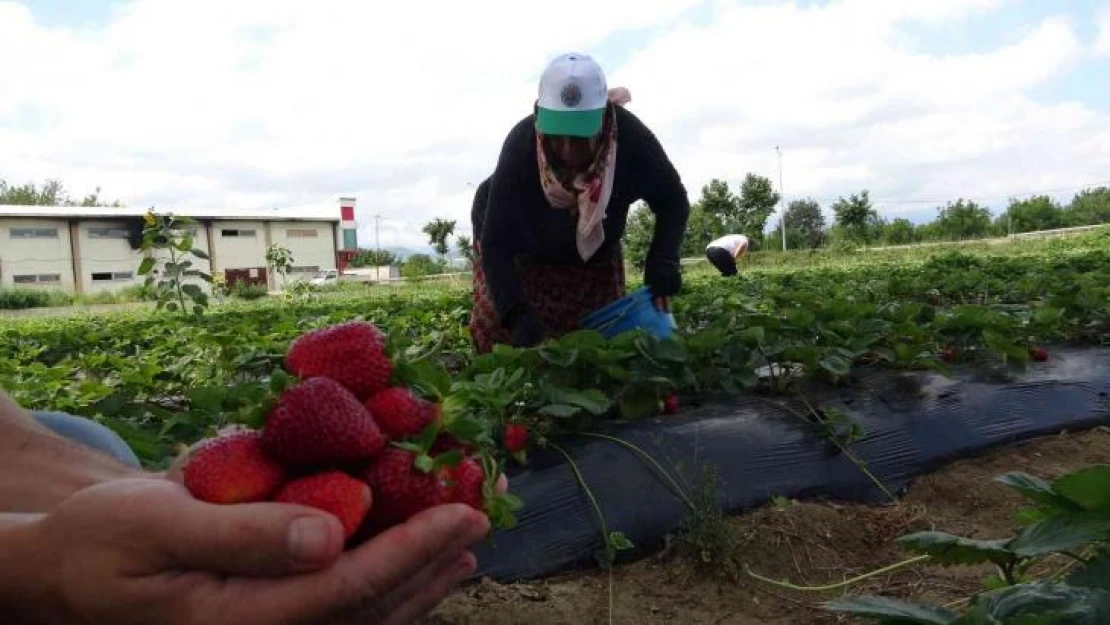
left=428, top=426, right=1110, bottom=625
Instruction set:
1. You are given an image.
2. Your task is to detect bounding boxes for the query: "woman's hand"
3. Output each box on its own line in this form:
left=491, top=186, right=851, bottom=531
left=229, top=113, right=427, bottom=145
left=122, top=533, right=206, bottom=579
left=653, top=296, right=671, bottom=313
left=18, top=478, right=490, bottom=625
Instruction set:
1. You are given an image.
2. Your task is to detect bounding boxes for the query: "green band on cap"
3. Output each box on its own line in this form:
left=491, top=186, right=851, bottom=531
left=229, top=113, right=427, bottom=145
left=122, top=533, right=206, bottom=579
left=536, top=107, right=605, bottom=138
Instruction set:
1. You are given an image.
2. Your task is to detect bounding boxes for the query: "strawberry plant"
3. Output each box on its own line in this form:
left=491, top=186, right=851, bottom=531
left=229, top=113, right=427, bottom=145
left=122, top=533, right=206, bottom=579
left=821, top=464, right=1110, bottom=624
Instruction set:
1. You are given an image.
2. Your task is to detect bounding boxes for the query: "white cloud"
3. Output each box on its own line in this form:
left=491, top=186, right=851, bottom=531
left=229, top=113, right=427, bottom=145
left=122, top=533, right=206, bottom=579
left=0, top=0, right=1107, bottom=250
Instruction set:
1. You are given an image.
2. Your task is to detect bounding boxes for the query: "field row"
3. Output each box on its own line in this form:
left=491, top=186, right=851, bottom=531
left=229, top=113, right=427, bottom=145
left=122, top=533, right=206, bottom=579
left=1, top=242, right=1108, bottom=467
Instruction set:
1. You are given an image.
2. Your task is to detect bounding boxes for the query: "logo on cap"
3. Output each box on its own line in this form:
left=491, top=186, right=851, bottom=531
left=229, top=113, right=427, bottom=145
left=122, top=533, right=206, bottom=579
left=560, top=82, right=583, bottom=108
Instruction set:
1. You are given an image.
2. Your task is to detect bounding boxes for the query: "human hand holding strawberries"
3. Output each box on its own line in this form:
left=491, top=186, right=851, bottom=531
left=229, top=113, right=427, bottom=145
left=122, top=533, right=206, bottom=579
left=6, top=477, right=489, bottom=625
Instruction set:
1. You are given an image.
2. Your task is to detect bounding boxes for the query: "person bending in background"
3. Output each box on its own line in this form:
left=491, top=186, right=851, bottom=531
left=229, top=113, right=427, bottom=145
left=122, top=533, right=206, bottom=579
left=705, top=233, right=750, bottom=277
left=469, top=52, right=690, bottom=353
left=0, top=387, right=491, bottom=624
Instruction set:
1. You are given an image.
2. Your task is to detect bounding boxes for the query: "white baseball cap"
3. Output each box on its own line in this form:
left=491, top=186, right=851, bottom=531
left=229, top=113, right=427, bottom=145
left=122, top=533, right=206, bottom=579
left=536, top=52, right=609, bottom=138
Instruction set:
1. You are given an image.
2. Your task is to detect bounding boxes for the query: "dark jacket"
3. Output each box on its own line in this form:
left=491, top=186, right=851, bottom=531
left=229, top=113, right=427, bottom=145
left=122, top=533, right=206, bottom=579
left=477, top=106, right=690, bottom=326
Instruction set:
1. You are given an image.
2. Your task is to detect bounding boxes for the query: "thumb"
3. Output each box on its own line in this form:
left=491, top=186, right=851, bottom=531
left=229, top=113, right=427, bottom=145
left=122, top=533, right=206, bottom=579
left=162, top=495, right=346, bottom=577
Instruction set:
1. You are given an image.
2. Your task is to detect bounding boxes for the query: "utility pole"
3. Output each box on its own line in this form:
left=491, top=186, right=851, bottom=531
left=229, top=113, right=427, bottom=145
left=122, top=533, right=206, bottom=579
left=373, top=214, right=382, bottom=251
left=776, top=146, right=787, bottom=251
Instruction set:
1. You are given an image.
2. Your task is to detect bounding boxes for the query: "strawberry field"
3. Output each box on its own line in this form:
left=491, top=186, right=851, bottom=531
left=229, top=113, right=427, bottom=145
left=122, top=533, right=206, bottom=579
left=2, top=238, right=1108, bottom=466
left=3, top=233, right=1110, bottom=622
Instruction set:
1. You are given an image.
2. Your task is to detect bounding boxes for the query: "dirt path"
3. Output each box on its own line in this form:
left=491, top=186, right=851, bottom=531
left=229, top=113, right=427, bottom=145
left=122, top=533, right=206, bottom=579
left=429, top=426, right=1110, bottom=625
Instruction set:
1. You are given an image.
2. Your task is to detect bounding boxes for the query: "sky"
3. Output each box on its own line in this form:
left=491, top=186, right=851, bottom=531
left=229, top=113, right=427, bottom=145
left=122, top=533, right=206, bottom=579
left=2, top=0, right=1109, bottom=252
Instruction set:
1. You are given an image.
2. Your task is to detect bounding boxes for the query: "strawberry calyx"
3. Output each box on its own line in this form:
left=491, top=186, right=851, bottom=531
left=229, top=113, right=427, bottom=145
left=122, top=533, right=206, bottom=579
left=477, top=451, right=523, bottom=530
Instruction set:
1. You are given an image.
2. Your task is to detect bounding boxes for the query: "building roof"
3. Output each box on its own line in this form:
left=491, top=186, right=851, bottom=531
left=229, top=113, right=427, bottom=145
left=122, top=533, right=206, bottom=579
left=0, top=204, right=340, bottom=222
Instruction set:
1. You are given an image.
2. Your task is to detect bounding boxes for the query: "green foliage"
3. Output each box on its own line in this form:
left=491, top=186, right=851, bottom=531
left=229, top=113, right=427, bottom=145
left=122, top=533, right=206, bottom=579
left=1066, top=188, right=1110, bottom=227
left=824, top=463, right=1110, bottom=624
left=401, top=253, right=447, bottom=278
left=350, top=248, right=398, bottom=267
left=136, top=210, right=214, bottom=316
left=0, top=288, right=70, bottom=310
left=265, top=244, right=294, bottom=286
left=934, top=199, right=994, bottom=241
left=422, top=218, right=457, bottom=260
left=777, top=198, right=827, bottom=249
left=832, top=190, right=879, bottom=243
left=1000, top=195, right=1067, bottom=234
left=456, top=236, right=475, bottom=265
left=230, top=283, right=269, bottom=300
left=0, top=177, right=122, bottom=207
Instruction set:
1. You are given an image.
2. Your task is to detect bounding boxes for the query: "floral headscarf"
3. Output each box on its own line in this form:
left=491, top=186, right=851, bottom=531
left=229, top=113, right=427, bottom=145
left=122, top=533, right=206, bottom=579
left=536, top=88, right=631, bottom=262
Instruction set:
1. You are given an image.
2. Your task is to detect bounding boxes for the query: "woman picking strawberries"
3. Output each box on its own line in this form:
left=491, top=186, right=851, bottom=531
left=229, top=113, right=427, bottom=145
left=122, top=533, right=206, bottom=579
left=469, top=52, right=690, bottom=352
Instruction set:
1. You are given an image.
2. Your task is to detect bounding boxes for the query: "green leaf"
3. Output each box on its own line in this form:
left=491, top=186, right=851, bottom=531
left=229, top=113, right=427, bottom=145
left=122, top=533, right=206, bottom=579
left=896, top=531, right=1016, bottom=566
left=967, top=581, right=1110, bottom=625
left=996, top=472, right=1082, bottom=513
left=1052, top=466, right=1110, bottom=514
left=539, top=404, right=581, bottom=418
left=138, top=257, right=156, bottom=275
left=543, top=386, right=610, bottom=414
left=821, top=595, right=958, bottom=624
left=431, top=450, right=463, bottom=471
left=609, top=531, right=634, bottom=551
left=444, top=413, right=487, bottom=444
left=1009, top=514, right=1110, bottom=557
left=191, top=248, right=210, bottom=260
left=1068, top=550, right=1110, bottom=592
left=187, top=386, right=228, bottom=412
left=181, top=284, right=204, bottom=299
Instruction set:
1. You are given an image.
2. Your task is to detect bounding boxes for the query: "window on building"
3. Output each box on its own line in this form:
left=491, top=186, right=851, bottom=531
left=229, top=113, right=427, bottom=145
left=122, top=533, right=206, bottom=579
left=87, top=227, right=131, bottom=239
left=91, top=271, right=134, bottom=282
left=13, top=274, right=61, bottom=285
left=287, top=229, right=319, bottom=238
left=289, top=266, right=320, bottom=274
left=221, top=229, right=256, bottom=238
left=10, top=227, right=59, bottom=239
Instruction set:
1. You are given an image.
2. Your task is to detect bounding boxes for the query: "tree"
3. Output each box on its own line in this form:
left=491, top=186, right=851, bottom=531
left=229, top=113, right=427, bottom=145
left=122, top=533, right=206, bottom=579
left=422, top=218, right=456, bottom=261
left=0, top=177, right=121, bottom=207
left=695, top=179, right=740, bottom=233
left=998, top=195, right=1065, bottom=234
left=622, top=202, right=656, bottom=269
left=882, top=218, right=917, bottom=245
left=737, top=173, right=781, bottom=243
left=779, top=198, right=826, bottom=249
left=456, top=235, right=475, bottom=265
left=351, top=248, right=398, bottom=267
left=934, top=199, right=993, bottom=241
left=401, top=253, right=446, bottom=279
left=831, top=190, right=878, bottom=243
left=1065, top=187, right=1110, bottom=227
left=265, top=244, right=295, bottom=288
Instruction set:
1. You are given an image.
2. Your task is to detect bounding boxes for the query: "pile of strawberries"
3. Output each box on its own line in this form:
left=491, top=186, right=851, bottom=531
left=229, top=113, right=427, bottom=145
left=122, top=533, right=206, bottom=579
left=181, top=321, right=517, bottom=544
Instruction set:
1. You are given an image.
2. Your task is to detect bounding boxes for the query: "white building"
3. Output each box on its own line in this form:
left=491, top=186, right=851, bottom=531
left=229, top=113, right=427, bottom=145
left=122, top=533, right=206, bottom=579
left=0, top=199, right=360, bottom=294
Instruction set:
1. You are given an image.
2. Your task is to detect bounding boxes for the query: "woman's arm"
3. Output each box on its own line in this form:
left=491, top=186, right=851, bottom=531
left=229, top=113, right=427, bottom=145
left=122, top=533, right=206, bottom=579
left=0, top=389, right=148, bottom=513
left=623, top=109, right=690, bottom=299
left=479, top=120, right=544, bottom=345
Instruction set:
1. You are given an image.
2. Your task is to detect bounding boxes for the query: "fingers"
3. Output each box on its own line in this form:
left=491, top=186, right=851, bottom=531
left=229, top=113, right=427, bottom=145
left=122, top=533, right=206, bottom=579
left=495, top=473, right=508, bottom=495
left=163, top=494, right=346, bottom=576
left=381, top=551, right=478, bottom=625
left=251, top=504, right=488, bottom=622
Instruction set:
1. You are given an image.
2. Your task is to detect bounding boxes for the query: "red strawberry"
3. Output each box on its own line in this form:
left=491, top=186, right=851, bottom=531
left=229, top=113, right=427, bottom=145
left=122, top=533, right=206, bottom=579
left=285, top=321, right=392, bottom=398
left=1030, top=346, right=1049, bottom=362
left=365, top=387, right=439, bottom=440
left=448, top=457, right=486, bottom=511
left=663, top=394, right=680, bottom=415
left=503, top=424, right=529, bottom=454
left=183, top=430, right=286, bottom=504
left=362, top=447, right=453, bottom=525
left=940, top=347, right=959, bottom=363
left=263, top=377, right=387, bottom=466
left=273, top=470, right=372, bottom=541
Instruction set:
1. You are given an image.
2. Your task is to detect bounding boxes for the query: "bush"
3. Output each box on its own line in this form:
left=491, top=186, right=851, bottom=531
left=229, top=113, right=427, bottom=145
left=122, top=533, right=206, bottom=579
left=230, top=283, right=269, bottom=300
left=0, top=288, right=72, bottom=310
